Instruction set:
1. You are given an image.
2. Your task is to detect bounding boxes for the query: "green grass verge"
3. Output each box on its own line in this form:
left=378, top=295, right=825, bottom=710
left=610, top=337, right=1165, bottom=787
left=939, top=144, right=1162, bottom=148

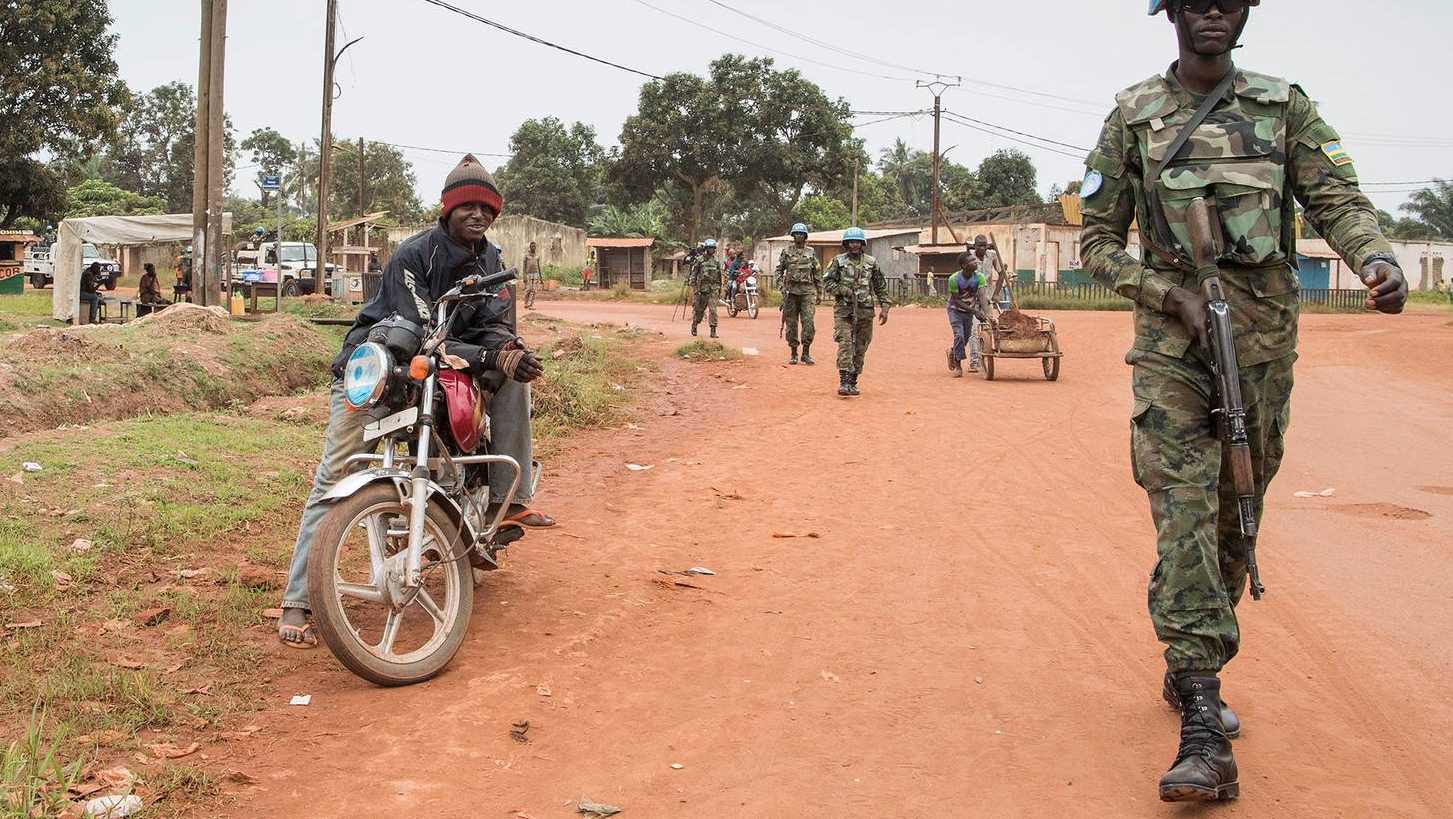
left=673, top=340, right=740, bottom=362
left=530, top=329, right=647, bottom=451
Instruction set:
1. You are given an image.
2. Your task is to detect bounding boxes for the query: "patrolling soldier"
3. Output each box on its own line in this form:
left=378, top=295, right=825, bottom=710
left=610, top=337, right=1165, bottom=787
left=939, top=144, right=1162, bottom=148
left=777, top=222, right=822, bottom=365
left=1081, top=0, right=1407, bottom=803
left=822, top=227, right=889, bottom=396
left=688, top=238, right=722, bottom=338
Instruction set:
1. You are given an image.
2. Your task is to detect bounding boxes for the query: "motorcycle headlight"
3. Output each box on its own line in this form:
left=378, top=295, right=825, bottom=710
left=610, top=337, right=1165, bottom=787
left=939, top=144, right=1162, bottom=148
left=746, top=275, right=757, bottom=286
left=344, top=342, right=392, bottom=409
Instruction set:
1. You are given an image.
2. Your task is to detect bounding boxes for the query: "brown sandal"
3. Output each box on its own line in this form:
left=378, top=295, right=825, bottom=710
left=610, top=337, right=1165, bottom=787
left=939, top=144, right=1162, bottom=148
left=279, top=621, right=318, bottom=649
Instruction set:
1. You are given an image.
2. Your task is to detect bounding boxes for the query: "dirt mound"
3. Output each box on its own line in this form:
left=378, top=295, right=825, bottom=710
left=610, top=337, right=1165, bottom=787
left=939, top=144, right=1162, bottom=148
left=0, top=314, right=333, bottom=437
left=10, top=328, right=123, bottom=363
left=997, top=309, right=1043, bottom=339
left=132, top=302, right=231, bottom=335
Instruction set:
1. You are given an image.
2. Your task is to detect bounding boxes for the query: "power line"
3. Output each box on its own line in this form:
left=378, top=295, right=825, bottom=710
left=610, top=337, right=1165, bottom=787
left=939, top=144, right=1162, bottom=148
left=939, top=112, right=1085, bottom=159
left=618, top=0, right=914, bottom=81
left=943, top=110, right=1091, bottom=153
left=962, top=78, right=1104, bottom=109
left=412, top=0, right=664, bottom=80
left=699, top=0, right=957, bottom=81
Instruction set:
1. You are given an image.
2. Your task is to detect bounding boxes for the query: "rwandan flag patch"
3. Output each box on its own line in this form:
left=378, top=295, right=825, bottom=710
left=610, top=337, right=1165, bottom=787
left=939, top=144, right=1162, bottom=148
left=1321, top=141, right=1354, bottom=166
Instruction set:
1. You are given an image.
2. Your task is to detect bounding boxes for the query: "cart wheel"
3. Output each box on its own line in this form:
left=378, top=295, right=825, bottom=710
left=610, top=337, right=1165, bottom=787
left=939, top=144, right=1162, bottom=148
left=1043, top=356, right=1060, bottom=382
left=981, top=355, right=995, bottom=381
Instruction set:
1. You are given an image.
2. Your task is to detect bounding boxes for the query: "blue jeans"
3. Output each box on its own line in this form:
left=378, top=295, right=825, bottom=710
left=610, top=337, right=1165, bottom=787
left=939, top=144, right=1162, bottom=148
left=948, top=308, right=976, bottom=364
left=80, top=292, right=102, bottom=323
left=282, top=378, right=536, bottom=610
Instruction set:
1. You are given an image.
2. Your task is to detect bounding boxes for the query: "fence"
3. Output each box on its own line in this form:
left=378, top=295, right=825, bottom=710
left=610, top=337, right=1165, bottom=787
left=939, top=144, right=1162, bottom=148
left=1298, top=288, right=1366, bottom=310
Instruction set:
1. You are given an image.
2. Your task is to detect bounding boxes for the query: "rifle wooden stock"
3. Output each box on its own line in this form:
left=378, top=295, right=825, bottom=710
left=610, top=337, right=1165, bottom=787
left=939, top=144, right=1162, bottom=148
left=1186, top=198, right=1266, bottom=600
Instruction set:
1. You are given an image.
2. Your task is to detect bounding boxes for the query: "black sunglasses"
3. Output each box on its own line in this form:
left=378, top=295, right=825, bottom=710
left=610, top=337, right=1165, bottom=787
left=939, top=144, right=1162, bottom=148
left=1176, top=0, right=1248, bottom=14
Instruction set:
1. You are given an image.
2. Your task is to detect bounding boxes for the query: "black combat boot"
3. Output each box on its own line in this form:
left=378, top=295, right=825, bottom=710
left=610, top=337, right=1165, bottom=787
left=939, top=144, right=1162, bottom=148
left=691, top=323, right=699, bottom=336
left=789, top=346, right=799, bottom=365
left=847, top=372, right=861, bottom=396
left=1163, top=671, right=1240, bottom=739
left=710, top=326, right=718, bottom=339
left=1158, top=675, right=1238, bottom=802
left=801, top=343, right=815, bottom=365
left=837, top=370, right=852, bottom=396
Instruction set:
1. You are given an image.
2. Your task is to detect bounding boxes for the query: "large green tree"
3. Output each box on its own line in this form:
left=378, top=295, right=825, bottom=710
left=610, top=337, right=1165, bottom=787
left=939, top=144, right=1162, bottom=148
left=327, top=138, right=422, bottom=223
left=101, top=82, right=237, bottom=212
left=612, top=54, right=857, bottom=243
left=971, top=149, right=1040, bottom=210
left=240, top=127, right=296, bottom=208
left=64, top=179, right=166, bottom=219
left=1401, top=179, right=1453, bottom=238
left=497, top=117, right=603, bottom=226
left=0, top=0, right=128, bottom=226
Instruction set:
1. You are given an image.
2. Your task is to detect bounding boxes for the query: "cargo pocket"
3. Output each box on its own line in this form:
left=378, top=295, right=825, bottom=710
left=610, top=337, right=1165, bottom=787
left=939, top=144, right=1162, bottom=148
left=1129, top=397, right=1154, bottom=490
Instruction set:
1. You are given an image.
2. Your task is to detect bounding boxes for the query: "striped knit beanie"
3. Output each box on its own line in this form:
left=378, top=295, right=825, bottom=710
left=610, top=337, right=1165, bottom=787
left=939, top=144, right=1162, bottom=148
left=441, top=154, right=503, bottom=218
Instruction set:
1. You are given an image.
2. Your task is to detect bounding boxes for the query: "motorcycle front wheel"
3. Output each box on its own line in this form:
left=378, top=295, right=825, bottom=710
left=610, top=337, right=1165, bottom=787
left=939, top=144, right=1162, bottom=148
left=308, top=483, right=473, bottom=686
left=747, top=294, right=759, bottom=319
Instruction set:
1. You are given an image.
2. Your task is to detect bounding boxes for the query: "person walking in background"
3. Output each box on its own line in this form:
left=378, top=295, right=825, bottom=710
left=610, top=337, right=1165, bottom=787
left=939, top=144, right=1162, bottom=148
left=823, top=227, right=889, bottom=396
left=582, top=251, right=595, bottom=291
left=138, top=262, right=165, bottom=305
left=776, top=222, right=821, bottom=365
left=522, top=240, right=543, bottom=308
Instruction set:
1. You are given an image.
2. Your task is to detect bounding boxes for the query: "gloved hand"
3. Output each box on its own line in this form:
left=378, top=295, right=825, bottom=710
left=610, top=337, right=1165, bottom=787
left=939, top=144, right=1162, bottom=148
left=492, top=348, right=544, bottom=383
left=878, top=306, right=889, bottom=326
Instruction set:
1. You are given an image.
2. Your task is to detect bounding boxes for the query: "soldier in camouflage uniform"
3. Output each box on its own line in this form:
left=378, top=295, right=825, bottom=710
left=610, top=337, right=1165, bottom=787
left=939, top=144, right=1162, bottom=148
left=688, top=239, right=722, bottom=339
left=777, top=222, right=822, bottom=365
left=1081, top=0, right=1407, bottom=803
left=822, top=227, right=890, bottom=396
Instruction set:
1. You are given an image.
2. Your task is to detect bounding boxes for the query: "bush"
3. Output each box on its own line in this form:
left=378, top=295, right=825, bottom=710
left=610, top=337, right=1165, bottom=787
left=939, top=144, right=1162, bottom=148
left=674, top=340, right=739, bottom=362
left=543, top=263, right=581, bottom=288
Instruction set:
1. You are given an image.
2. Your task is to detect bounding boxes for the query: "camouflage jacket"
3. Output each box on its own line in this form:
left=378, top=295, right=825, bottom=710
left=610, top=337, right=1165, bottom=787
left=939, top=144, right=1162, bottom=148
left=1080, top=65, right=1395, bottom=366
left=776, top=246, right=821, bottom=295
left=689, top=255, right=723, bottom=294
left=823, top=252, right=890, bottom=313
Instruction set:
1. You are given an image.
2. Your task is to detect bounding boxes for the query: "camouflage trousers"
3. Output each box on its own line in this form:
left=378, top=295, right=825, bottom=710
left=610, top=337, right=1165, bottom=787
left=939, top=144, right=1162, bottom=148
left=692, top=289, right=719, bottom=329
left=1130, top=349, right=1295, bottom=675
left=782, top=292, right=817, bottom=347
left=833, top=303, right=875, bottom=373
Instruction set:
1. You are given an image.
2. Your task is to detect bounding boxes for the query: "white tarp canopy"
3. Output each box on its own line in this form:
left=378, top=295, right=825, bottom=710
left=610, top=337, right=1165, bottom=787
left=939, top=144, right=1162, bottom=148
left=52, top=213, right=231, bottom=321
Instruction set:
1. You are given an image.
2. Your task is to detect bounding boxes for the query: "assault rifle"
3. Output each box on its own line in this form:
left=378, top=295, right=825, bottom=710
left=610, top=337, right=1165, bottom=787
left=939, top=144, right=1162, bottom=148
left=1187, top=197, right=1266, bottom=600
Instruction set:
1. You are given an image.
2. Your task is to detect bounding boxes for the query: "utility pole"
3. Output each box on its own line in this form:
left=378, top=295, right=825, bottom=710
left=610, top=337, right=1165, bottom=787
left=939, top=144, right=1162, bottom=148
left=917, top=77, right=960, bottom=246
left=206, top=0, right=227, bottom=306
left=191, top=0, right=212, bottom=305
left=357, top=137, right=366, bottom=250
left=316, top=0, right=338, bottom=295
left=191, top=0, right=227, bottom=308
left=851, top=157, right=860, bottom=226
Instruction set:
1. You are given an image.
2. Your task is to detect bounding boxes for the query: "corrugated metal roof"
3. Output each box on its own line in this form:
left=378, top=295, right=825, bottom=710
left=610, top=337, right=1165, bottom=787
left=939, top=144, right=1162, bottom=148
left=326, top=211, right=390, bottom=232
left=586, top=237, right=655, bottom=248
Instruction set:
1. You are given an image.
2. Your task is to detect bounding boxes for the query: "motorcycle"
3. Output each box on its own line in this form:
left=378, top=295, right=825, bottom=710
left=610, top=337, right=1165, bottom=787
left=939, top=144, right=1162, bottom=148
left=721, top=260, right=761, bottom=319
left=307, top=268, right=536, bottom=686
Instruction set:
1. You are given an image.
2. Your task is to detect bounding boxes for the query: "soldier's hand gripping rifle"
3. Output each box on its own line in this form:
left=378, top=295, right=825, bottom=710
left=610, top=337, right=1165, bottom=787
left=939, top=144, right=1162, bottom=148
left=1187, top=197, right=1266, bottom=600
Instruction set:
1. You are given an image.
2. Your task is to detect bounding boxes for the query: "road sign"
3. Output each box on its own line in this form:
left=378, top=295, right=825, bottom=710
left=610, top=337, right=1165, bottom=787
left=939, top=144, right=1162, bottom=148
left=260, top=175, right=281, bottom=191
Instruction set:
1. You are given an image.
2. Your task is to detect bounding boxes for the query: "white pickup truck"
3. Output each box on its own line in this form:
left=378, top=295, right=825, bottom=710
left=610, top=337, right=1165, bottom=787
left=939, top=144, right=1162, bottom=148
left=23, top=243, right=123, bottom=290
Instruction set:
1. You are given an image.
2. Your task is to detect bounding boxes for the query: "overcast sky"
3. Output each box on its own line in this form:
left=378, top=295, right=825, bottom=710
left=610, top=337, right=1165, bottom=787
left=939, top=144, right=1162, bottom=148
left=107, top=0, right=1451, bottom=218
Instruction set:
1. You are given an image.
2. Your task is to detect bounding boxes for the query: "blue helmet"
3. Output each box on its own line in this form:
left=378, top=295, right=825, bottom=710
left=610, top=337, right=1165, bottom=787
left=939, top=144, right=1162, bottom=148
left=842, top=227, right=866, bottom=245
left=1149, top=0, right=1258, bottom=13
left=703, top=239, right=718, bottom=249
left=790, top=222, right=809, bottom=236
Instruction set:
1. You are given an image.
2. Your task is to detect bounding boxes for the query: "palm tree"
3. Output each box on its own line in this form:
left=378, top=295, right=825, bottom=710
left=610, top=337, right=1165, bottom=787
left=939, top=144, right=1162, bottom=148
left=1402, top=179, right=1453, bottom=238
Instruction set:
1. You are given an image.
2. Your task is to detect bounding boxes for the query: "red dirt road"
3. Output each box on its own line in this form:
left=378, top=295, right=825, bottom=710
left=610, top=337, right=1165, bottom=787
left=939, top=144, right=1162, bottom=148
left=216, top=302, right=1453, bottom=818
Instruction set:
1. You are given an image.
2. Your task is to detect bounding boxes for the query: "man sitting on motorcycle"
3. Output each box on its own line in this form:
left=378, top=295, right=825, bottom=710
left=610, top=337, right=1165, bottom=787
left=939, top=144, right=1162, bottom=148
left=277, top=154, right=551, bottom=649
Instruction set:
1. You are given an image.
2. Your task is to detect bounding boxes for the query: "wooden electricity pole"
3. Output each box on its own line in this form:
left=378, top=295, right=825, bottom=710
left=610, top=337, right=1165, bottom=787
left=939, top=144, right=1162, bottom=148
left=316, top=0, right=338, bottom=293
left=918, top=77, right=959, bottom=247
left=191, top=0, right=227, bottom=308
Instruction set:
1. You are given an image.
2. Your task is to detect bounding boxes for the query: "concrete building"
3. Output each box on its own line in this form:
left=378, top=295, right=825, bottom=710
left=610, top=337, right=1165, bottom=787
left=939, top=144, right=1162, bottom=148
left=1297, top=237, right=1451, bottom=291
left=753, top=228, right=920, bottom=285
left=386, top=214, right=588, bottom=272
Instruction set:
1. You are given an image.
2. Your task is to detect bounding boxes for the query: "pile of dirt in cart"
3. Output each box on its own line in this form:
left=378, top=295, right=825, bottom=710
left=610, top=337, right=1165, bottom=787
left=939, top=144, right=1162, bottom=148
left=997, top=309, right=1043, bottom=339
left=0, top=307, right=334, bottom=437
